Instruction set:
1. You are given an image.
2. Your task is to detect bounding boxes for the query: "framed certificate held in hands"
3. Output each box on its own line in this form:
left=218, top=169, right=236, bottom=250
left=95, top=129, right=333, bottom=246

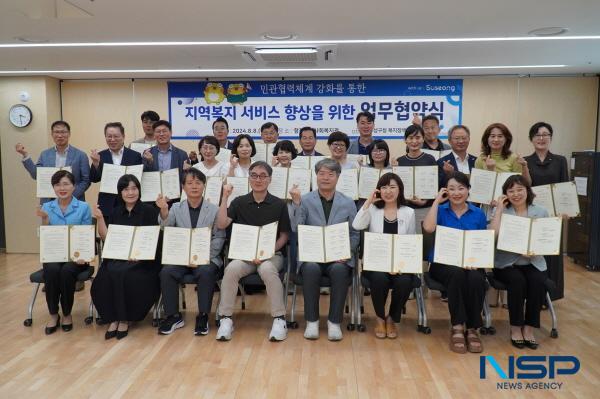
left=362, top=232, right=423, bottom=274
left=497, top=214, right=562, bottom=256
left=433, top=226, right=495, bottom=268
left=36, top=166, right=72, bottom=198
left=297, top=222, right=351, bottom=263
left=140, top=168, right=181, bottom=202
left=532, top=181, right=580, bottom=217
left=228, top=222, right=278, bottom=262
left=161, top=226, right=212, bottom=266
left=39, top=224, right=95, bottom=263
left=102, top=224, right=161, bottom=261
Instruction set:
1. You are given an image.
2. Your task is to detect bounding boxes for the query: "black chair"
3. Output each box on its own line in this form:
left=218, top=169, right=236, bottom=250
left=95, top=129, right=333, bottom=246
left=24, top=266, right=96, bottom=327
left=485, top=272, right=558, bottom=338
left=421, top=226, right=494, bottom=335
left=358, top=273, right=430, bottom=334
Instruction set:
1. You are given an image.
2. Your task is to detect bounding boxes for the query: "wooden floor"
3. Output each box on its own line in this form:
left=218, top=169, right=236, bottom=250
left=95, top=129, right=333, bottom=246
left=0, top=254, right=598, bottom=399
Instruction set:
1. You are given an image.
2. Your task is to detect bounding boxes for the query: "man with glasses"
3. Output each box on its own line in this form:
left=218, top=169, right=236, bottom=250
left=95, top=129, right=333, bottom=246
left=437, top=125, right=477, bottom=187
left=16, top=120, right=90, bottom=203
left=89, top=122, right=143, bottom=217
left=215, top=161, right=291, bottom=341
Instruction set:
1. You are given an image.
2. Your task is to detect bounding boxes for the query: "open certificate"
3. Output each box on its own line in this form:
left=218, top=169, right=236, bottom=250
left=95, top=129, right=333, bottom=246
left=297, top=222, right=351, bottom=263
left=532, top=181, right=580, bottom=217
left=267, top=167, right=311, bottom=200
left=161, top=226, right=211, bottom=266
left=228, top=222, right=278, bottom=262
left=358, top=167, right=393, bottom=199
left=140, top=168, right=181, bottom=202
left=335, top=169, right=359, bottom=200
left=391, top=166, right=438, bottom=199
left=252, top=142, right=275, bottom=164
left=421, top=149, right=452, bottom=161
left=226, top=176, right=250, bottom=207
left=215, top=148, right=231, bottom=164
left=99, top=164, right=143, bottom=194
left=363, top=232, right=423, bottom=273
left=469, top=170, right=520, bottom=205
left=497, top=214, right=562, bottom=256
left=129, top=142, right=152, bottom=154
left=39, top=225, right=95, bottom=263
left=36, top=166, right=72, bottom=198
left=102, top=224, right=160, bottom=260
left=433, top=226, right=494, bottom=268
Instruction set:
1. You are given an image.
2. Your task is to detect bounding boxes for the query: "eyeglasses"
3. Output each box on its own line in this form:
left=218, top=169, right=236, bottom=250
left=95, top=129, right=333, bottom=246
left=249, top=173, right=270, bottom=181
left=330, top=143, right=346, bottom=149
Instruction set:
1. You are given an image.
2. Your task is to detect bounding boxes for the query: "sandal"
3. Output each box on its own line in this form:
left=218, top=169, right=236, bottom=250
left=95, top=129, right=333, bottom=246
left=466, top=329, right=483, bottom=353
left=374, top=318, right=386, bottom=339
left=385, top=317, right=398, bottom=339
left=449, top=326, right=467, bottom=354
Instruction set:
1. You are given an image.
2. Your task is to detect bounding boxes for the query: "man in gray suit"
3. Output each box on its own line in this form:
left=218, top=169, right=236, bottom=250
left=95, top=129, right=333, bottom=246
left=156, top=168, right=226, bottom=336
left=289, top=158, right=360, bottom=341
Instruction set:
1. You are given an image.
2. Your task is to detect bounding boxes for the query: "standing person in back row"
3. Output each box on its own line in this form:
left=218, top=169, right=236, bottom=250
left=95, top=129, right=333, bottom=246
left=417, top=114, right=451, bottom=151
left=132, top=110, right=160, bottom=145
left=15, top=120, right=90, bottom=203
left=348, top=111, right=375, bottom=155
left=142, top=120, right=189, bottom=183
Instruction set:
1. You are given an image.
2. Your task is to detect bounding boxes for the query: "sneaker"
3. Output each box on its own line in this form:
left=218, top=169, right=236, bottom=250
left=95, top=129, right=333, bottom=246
left=194, top=313, right=209, bottom=336
left=158, top=313, right=184, bottom=335
left=269, top=317, right=288, bottom=341
left=216, top=317, right=233, bottom=341
left=327, top=320, right=343, bottom=341
left=304, top=321, right=319, bottom=340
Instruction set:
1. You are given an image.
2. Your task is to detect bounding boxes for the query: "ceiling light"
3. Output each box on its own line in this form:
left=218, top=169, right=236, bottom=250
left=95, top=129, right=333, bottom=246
left=0, top=65, right=567, bottom=75
left=0, top=35, right=599, bottom=48
left=528, top=27, right=569, bottom=37
left=255, top=48, right=317, bottom=54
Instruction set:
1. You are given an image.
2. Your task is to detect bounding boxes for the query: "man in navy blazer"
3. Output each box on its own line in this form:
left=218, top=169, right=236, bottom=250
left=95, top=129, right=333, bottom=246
left=437, top=124, right=477, bottom=187
left=289, top=158, right=359, bottom=341
left=15, top=120, right=90, bottom=203
left=297, top=126, right=323, bottom=156
left=142, top=120, right=189, bottom=183
left=90, top=122, right=143, bottom=216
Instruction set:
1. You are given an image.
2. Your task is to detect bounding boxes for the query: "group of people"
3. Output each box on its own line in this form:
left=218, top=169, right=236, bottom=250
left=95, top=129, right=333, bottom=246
left=16, top=109, right=569, bottom=354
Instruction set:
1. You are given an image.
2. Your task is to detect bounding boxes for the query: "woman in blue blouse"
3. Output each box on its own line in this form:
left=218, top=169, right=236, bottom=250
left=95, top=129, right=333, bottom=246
left=423, top=172, right=487, bottom=354
left=489, top=175, right=548, bottom=349
left=36, top=170, right=92, bottom=334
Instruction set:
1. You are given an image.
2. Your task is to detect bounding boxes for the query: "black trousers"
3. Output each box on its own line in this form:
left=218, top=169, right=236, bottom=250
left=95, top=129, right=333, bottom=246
left=364, top=271, right=413, bottom=322
left=160, top=263, right=220, bottom=317
left=43, top=262, right=81, bottom=316
left=301, top=262, right=351, bottom=324
left=429, top=263, right=486, bottom=329
left=493, top=265, right=547, bottom=328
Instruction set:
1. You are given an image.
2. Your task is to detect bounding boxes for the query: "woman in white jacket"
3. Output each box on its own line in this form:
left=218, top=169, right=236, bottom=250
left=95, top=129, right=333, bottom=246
left=352, top=172, right=416, bottom=339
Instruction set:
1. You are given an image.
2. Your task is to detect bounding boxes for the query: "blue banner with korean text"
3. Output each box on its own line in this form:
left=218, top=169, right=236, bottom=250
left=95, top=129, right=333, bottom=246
left=168, top=79, right=462, bottom=140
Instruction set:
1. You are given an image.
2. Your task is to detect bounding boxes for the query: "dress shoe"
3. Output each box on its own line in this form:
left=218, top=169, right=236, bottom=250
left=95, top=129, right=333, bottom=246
left=45, top=316, right=60, bottom=335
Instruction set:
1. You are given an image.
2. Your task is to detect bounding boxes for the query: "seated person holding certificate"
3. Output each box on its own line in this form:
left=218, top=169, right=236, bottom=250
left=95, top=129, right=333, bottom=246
left=271, top=140, right=298, bottom=168
left=423, top=172, right=487, bottom=354
left=227, top=134, right=256, bottom=178
left=157, top=168, right=226, bottom=336
left=396, top=124, right=437, bottom=233
left=37, top=170, right=92, bottom=334
left=16, top=120, right=90, bottom=203
left=142, top=120, right=189, bottom=181
left=289, top=158, right=359, bottom=341
left=352, top=173, right=416, bottom=339
left=216, top=161, right=291, bottom=341
left=489, top=175, right=549, bottom=350
left=328, top=131, right=359, bottom=170
left=91, top=174, right=161, bottom=339
left=89, top=122, right=143, bottom=217
left=188, top=135, right=229, bottom=177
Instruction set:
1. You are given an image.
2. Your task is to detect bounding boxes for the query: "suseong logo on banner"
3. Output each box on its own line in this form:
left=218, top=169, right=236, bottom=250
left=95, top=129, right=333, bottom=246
left=168, top=79, right=462, bottom=140
left=480, top=355, right=580, bottom=391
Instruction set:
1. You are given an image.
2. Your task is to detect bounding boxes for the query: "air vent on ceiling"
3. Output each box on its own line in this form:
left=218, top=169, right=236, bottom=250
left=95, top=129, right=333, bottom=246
left=239, top=45, right=337, bottom=67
